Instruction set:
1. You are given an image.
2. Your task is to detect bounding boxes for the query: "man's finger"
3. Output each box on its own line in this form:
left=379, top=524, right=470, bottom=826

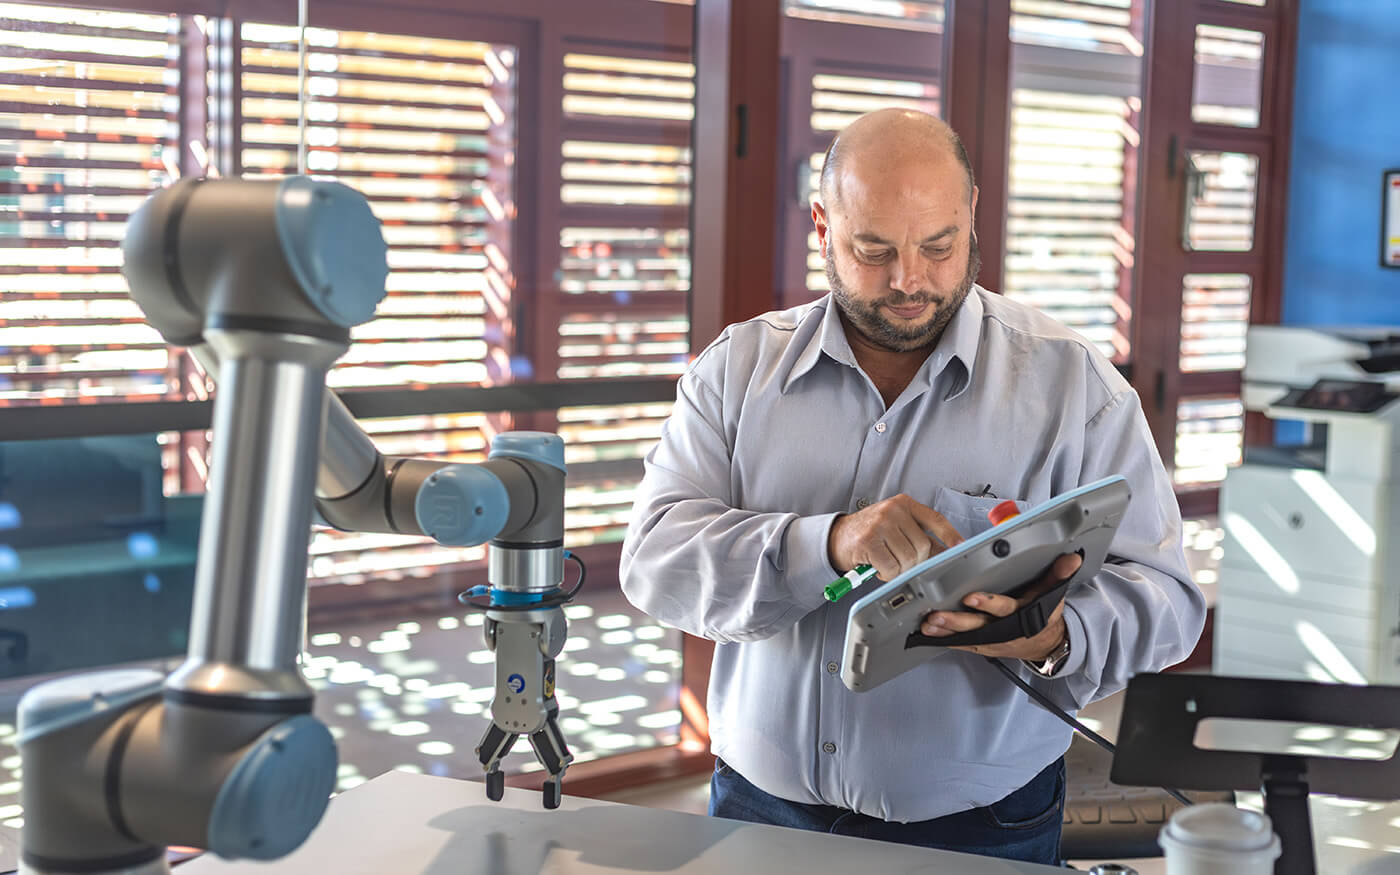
left=1046, top=552, right=1083, bottom=582
left=882, top=528, right=921, bottom=573
left=1010, top=552, right=1086, bottom=603
left=962, top=592, right=1018, bottom=617
left=920, top=610, right=987, bottom=637
left=892, top=514, right=938, bottom=567
left=908, top=503, right=964, bottom=550
left=865, top=543, right=898, bottom=582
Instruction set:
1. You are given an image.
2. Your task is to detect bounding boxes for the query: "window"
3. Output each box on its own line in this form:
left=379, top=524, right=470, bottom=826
left=1004, top=0, right=1146, bottom=363
left=1180, top=273, right=1251, bottom=373
left=238, top=23, right=513, bottom=392
left=552, top=50, right=695, bottom=545
left=809, top=72, right=940, bottom=135
left=557, top=50, right=693, bottom=357
left=777, top=3, right=946, bottom=308
left=783, top=0, right=944, bottom=31
left=0, top=4, right=184, bottom=405
left=1137, top=0, right=1291, bottom=497
left=1192, top=24, right=1264, bottom=128
left=233, top=22, right=518, bottom=583
left=1175, top=395, right=1244, bottom=486
left=1183, top=150, right=1259, bottom=252
left=1, top=0, right=705, bottom=798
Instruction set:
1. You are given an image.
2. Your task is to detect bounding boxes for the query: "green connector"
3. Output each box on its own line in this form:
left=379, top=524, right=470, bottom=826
left=824, top=564, right=877, bottom=602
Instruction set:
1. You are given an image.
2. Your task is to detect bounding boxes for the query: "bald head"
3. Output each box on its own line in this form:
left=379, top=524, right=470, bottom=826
left=818, top=109, right=975, bottom=211
left=812, top=108, right=981, bottom=356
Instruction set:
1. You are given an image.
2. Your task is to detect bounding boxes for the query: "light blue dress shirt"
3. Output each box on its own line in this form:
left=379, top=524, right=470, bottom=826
left=619, top=287, right=1206, bottom=823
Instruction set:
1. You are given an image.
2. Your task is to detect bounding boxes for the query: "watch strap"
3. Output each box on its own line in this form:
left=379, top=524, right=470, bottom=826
left=1023, top=632, right=1071, bottom=678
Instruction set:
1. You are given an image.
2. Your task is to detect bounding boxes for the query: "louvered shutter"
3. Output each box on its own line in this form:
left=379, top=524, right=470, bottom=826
left=783, top=0, right=944, bottom=30
left=778, top=7, right=944, bottom=309
left=1174, top=395, right=1243, bottom=486
left=556, top=50, right=693, bottom=547
left=801, top=72, right=940, bottom=298
left=1180, top=273, right=1250, bottom=374
left=1173, top=151, right=1260, bottom=486
left=237, top=22, right=515, bottom=582
left=1005, top=0, right=1144, bottom=362
left=1, top=4, right=182, bottom=406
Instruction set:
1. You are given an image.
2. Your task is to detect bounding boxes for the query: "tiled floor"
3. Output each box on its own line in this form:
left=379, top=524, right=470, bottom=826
left=304, top=587, right=684, bottom=790
left=0, top=585, right=686, bottom=836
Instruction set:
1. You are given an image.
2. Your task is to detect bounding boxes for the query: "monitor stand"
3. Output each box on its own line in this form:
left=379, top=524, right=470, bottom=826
left=1109, top=674, right=1400, bottom=875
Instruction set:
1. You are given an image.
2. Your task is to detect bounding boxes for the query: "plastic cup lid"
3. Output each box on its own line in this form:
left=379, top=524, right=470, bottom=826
left=1162, top=803, right=1281, bottom=854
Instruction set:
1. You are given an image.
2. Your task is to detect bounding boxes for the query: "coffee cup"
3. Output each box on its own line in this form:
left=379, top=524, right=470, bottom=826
left=1158, top=803, right=1282, bottom=875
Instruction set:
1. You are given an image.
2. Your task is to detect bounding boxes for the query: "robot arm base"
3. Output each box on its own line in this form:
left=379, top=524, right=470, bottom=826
left=18, top=671, right=336, bottom=871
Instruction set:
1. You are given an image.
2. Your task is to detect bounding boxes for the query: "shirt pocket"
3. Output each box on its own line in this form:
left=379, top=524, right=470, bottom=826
left=929, top=487, right=1031, bottom=541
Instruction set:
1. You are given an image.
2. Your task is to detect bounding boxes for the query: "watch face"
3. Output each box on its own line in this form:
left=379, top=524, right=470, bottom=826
left=1034, top=638, right=1070, bottom=676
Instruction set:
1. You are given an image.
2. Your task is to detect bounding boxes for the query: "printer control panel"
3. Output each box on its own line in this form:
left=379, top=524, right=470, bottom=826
left=1283, top=378, right=1396, bottom=414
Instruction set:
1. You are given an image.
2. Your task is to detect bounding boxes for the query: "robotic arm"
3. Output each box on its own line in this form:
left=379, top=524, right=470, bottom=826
left=201, top=351, right=576, bottom=805
left=17, top=178, right=573, bottom=875
left=305, top=388, right=577, bottom=807
left=309, top=384, right=576, bottom=810
left=186, top=346, right=575, bottom=807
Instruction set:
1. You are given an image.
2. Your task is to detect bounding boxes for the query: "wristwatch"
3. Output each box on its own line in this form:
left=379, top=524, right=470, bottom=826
left=1023, top=632, right=1071, bottom=678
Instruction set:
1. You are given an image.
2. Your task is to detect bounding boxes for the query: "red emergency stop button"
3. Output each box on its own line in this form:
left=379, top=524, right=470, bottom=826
left=987, top=500, right=1021, bottom=526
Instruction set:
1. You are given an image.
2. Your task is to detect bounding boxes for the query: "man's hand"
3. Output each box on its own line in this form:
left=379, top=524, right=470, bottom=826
left=827, top=494, right=965, bottom=584
left=919, top=552, right=1083, bottom=660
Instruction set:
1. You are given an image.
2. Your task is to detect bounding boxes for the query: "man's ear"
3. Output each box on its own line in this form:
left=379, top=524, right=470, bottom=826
left=970, top=185, right=980, bottom=228
left=812, top=200, right=831, bottom=258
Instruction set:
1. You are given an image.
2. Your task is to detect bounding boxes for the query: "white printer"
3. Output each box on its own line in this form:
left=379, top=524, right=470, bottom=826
left=1215, top=325, right=1400, bottom=684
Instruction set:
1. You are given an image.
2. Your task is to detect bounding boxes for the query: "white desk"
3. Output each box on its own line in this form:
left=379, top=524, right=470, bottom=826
left=181, top=770, right=1062, bottom=874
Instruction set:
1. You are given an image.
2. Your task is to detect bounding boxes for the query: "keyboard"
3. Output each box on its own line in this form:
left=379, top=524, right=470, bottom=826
left=1062, top=731, right=1235, bottom=860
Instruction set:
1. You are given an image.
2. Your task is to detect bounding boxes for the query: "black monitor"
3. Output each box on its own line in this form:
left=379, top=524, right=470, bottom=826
left=1111, top=674, right=1400, bottom=875
left=0, top=434, right=165, bottom=549
left=0, top=434, right=196, bottom=678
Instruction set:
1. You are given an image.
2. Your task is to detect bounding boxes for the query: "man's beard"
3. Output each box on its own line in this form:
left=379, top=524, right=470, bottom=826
left=826, top=232, right=981, bottom=353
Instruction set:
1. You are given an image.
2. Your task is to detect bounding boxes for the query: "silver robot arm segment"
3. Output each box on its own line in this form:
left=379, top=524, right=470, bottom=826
left=17, top=177, right=572, bottom=875
left=186, top=345, right=516, bottom=548
left=175, top=220, right=578, bottom=805
left=312, top=393, right=557, bottom=549
left=194, top=333, right=578, bottom=806
left=19, top=176, right=384, bottom=875
left=307, top=390, right=577, bottom=805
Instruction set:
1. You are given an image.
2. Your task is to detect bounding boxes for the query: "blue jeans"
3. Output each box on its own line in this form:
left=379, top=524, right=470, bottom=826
left=709, top=756, right=1065, bottom=866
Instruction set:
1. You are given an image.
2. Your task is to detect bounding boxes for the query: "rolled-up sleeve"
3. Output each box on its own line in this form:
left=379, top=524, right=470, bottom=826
left=1049, top=387, right=1208, bottom=709
left=620, top=362, right=838, bottom=643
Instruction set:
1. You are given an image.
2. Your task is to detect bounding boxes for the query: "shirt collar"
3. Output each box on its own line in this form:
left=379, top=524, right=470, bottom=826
left=781, top=296, right=856, bottom=393
left=937, top=284, right=984, bottom=401
left=779, top=288, right=985, bottom=397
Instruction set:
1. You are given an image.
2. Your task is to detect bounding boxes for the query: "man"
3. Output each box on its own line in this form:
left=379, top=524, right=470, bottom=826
left=619, top=108, right=1204, bottom=865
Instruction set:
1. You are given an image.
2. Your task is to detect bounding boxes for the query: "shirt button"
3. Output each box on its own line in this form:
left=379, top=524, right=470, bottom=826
left=826, top=661, right=839, bottom=674
left=874, top=422, right=887, bottom=433
left=856, top=498, right=869, bottom=509
left=822, top=742, right=837, bottom=755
